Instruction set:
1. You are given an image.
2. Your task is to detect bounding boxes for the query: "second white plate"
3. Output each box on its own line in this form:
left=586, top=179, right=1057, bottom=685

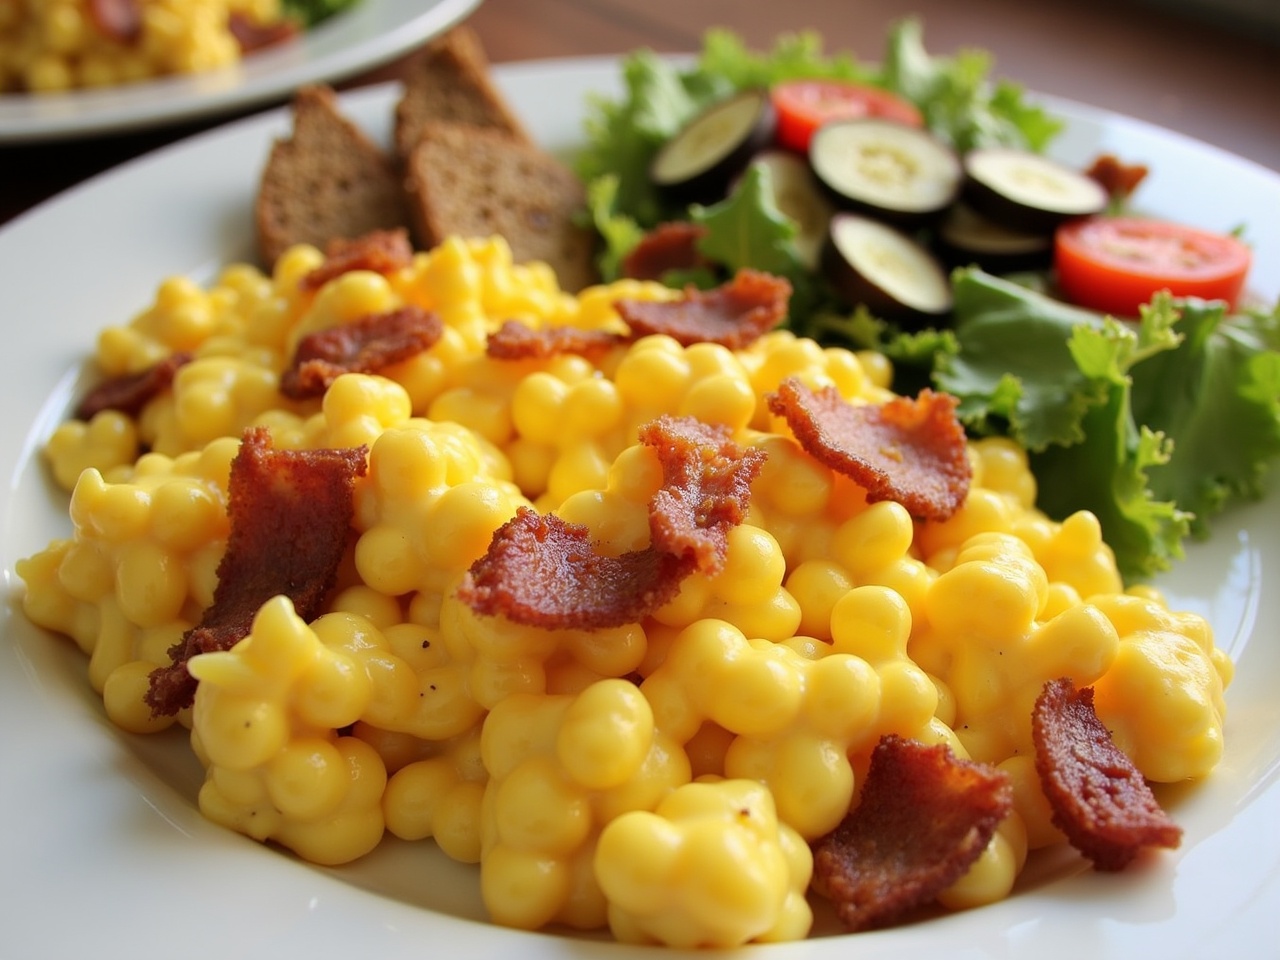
left=0, top=0, right=482, bottom=143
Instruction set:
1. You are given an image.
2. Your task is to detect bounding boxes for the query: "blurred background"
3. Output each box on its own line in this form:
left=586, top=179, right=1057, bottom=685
left=2, top=0, right=1277, bottom=226
left=464, top=0, right=1280, bottom=173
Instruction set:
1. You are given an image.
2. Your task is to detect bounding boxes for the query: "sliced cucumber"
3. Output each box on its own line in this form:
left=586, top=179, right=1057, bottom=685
left=822, top=212, right=953, bottom=322
left=808, top=118, right=961, bottom=226
left=650, top=88, right=776, bottom=204
left=743, top=150, right=834, bottom=270
left=962, top=147, right=1108, bottom=232
left=934, top=202, right=1053, bottom=272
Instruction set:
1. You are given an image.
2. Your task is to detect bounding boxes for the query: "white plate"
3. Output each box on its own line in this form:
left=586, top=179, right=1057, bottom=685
left=1, top=57, right=1278, bottom=960
left=0, top=0, right=482, bottom=143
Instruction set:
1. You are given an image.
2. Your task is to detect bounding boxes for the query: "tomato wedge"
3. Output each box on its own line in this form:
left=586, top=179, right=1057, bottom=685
left=1054, top=216, right=1252, bottom=317
left=771, top=79, right=923, bottom=154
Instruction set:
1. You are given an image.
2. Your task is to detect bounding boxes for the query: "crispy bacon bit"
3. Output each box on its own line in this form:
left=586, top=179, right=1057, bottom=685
left=145, top=427, right=366, bottom=716
left=457, top=507, right=695, bottom=630
left=1084, top=153, right=1149, bottom=206
left=639, top=415, right=766, bottom=573
left=300, top=228, right=415, bottom=291
left=74, top=352, right=192, bottom=421
left=88, top=0, right=143, bottom=45
left=812, top=735, right=1013, bottom=932
left=279, top=306, right=443, bottom=399
left=1032, top=677, right=1182, bottom=870
left=485, top=319, right=628, bottom=362
left=227, top=11, right=301, bottom=53
left=459, top=415, right=764, bottom=630
left=766, top=378, right=971, bottom=522
left=621, top=221, right=712, bottom=282
left=615, top=269, right=790, bottom=349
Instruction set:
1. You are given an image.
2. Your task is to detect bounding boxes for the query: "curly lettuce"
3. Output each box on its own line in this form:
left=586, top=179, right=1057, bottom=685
left=936, top=270, right=1280, bottom=580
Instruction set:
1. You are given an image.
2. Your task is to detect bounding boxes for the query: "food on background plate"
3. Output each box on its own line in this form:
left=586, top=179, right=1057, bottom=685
left=0, top=0, right=360, bottom=94
left=8, top=16, right=1258, bottom=951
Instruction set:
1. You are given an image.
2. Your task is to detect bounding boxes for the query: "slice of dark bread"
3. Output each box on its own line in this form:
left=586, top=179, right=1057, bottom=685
left=404, top=120, right=598, bottom=292
left=393, top=25, right=530, bottom=162
left=255, top=84, right=410, bottom=267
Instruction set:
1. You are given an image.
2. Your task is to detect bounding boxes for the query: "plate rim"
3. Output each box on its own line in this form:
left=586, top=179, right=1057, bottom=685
left=0, top=0, right=483, bottom=144
left=0, top=55, right=1278, bottom=960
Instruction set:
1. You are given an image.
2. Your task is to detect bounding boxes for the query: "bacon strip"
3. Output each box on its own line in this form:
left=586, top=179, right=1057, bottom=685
left=145, top=428, right=366, bottom=716
left=88, top=0, right=143, bottom=44
left=621, top=221, right=712, bottom=282
left=812, top=735, right=1012, bottom=932
left=766, top=378, right=971, bottom=522
left=614, top=269, right=790, bottom=349
left=1084, top=154, right=1149, bottom=207
left=456, top=507, right=695, bottom=630
left=458, top=415, right=765, bottom=630
left=300, top=228, right=415, bottom=292
left=1032, top=677, right=1182, bottom=870
left=280, top=306, right=444, bottom=399
left=485, top=319, right=628, bottom=363
left=75, top=352, right=192, bottom=421
left=228, top=11, right=301, bottom=53
left=639, top=415, right=766, bottom=574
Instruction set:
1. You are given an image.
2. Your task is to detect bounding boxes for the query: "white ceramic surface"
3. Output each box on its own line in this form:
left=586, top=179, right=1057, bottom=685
left=0, top=57, right=1277, bottom=960
left=0, top=0, right=482, bottom=142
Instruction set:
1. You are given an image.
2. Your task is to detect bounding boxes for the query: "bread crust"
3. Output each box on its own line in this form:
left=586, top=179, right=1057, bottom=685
left=255, top=85, right=409, bottom=267
left=393, top=25, right=531, bottom=162
left=405, top=120, right=597, bottom=292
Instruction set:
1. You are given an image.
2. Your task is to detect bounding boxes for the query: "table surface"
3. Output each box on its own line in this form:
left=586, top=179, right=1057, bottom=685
left=2, top=0, right=1277, bottom=230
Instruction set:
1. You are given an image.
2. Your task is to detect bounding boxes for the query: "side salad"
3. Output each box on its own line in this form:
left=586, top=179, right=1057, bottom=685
left=282, top=0, right=363, bottom=27
left=577, top=20, right=1280, bottom=582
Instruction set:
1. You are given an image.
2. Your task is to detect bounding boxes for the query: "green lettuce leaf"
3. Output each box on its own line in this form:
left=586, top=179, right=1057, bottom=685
left=282, top=0, right=360, bottom=26
left=935, top=269, right=1110, bottom=450
left=1129, top=297, right=1280, bottom=534
left=577, top=50, right=710, bottom=228
left=880, top=18, right=1062, bottom=153
left=689, top=164, right=805, bottom=277
left=1029, top=315, right=1191, bottom=581
left=585, top=175, right=646, bottom=281
left=936, top=271, right=1280, bottom=581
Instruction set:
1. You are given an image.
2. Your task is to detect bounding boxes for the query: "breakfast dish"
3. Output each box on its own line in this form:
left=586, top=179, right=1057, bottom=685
left=0, top=55, right=1277, bottom=958
left=0, top=0, right=482, bottom=142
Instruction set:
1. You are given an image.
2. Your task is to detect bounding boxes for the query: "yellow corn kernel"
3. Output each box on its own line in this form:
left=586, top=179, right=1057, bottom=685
left=44, top=411, right=139, bottom=492
left=1089, top=594, right=1227, bottom=782
left=785, top=559, right=853, bottom=640
left=937, top=811, right=1028, bottom=910
left=594, top=779, right=812, bottom=947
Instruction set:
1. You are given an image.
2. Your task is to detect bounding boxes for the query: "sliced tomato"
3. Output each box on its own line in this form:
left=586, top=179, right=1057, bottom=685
left=771, top=79, right=923, bottom=154
left=1054, top=216, right=1252, bottom=317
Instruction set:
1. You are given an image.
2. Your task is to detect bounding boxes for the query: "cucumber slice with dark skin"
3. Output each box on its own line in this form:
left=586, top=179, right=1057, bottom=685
left=808, top=118, right=962, bottom=228
left=933, top=202, right=1054, bottom=273
left=649, top=88, right=777, bottom=205
left=962, top=147, right=1108, bottom=233
left=822, top=212, right=953, bottom=323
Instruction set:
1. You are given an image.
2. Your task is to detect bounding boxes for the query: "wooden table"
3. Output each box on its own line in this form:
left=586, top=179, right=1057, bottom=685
left=2, top=0, right=1277, bottom=228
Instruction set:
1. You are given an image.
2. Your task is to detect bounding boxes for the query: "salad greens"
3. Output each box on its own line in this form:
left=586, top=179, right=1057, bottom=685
left=576, top=20, right=1280, bottom=582
left=282, top=0, right=361, bottom=28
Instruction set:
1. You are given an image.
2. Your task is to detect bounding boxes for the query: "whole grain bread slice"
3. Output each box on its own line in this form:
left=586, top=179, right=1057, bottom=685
left=255, top=84, right=410, bottom=267
left=393, top=25, right=530, bottom=162
left=404, top=120, right=598, bottom=292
